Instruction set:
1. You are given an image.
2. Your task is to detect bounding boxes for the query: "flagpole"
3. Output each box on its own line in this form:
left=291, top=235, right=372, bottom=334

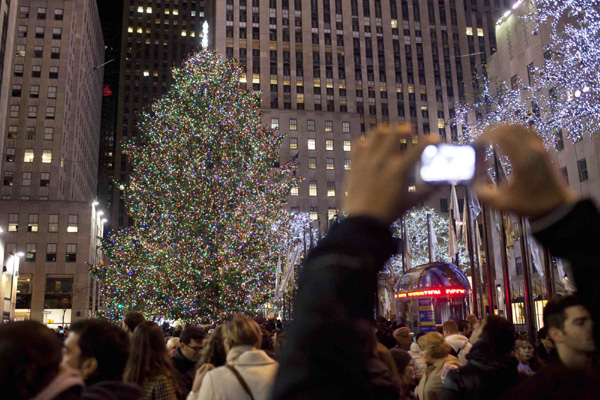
left=493, top=150, right=513, bottom=323
left=518, top=216, right=536, bottom=337
left=465, top=187, right=479, bottom=318
left=401, top=216, right=407, bottom=274
left=481, top=205, right=495, bottom=316
left=427, top=213, right=433, bottom=263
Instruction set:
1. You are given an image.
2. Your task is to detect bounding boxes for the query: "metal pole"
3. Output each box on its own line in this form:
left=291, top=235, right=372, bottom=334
left=465, top=188, right=479, bottom=318
left=401, top=216, right=407, bottom=274
left=543, top=248, right=554, bottom=299
left=427, top=213, right=433, bottom=263
left=481, top=206, right=495, bottom=316
left=518, top=217, right=536, bottom=337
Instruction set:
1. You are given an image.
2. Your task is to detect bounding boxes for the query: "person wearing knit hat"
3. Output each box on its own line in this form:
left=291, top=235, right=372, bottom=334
left=393, top=327, right=413, bottom=351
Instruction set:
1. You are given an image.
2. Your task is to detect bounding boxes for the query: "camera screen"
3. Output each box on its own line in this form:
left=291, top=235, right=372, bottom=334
left=420, top=144, right=476, bottom=183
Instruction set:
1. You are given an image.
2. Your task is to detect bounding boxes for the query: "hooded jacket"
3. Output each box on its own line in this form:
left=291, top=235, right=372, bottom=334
left=440, top=341, right=525, bottom=400
left=444, top=334, right=472, bottom=365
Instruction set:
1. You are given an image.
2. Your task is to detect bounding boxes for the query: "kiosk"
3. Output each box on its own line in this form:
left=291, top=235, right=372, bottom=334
left=394, top=262, right=471, bottom=332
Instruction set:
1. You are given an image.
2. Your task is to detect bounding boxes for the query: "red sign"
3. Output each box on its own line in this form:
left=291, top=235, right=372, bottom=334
left=394, top=287, right=467, bottom=299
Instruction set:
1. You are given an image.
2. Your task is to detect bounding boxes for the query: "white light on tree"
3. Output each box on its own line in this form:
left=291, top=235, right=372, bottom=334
left=202, top=21, right=209, bottom=49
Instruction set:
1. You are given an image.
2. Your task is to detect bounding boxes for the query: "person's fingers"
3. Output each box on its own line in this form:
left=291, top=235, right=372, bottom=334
left=399, top=135, right=439, bottom=171
left=473, top=184, right=512, bottom=211
left=405, top=184, right=439, bottom=210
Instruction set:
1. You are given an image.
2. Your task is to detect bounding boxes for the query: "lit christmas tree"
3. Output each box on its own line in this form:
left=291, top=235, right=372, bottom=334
left=93, top=50, right=297, bottom=323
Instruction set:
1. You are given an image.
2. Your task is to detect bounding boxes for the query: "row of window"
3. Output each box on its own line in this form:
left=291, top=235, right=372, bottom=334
left=18, top=26, right=62, bottom=40
left=290, top=181, right=337, bottom=197
left=3, top=171, right=51, bottom=187
left=19, top=7, right=64, bottom=20
left=7, top=214, right=78, bottom=233
left=270, top=118, right=351, bottom=133
left=8, top=105, right=57, bottom=119
left=289, top=138, right=352, bottom=152
left=303, top=157, right=351, bottom=170
left=7, top=126, right=55, bottom=140
left=16, top=44, right=61, bottom=59
left=12, top=84, right=58, bottom=99
left=5, top=149, right=52, bottom=163
left=290, top=207, right=339, bottom=222
left=559, top=159, right=589, bottom=185
left=16, top=243, right=78, bottom=263
left=15, top=64, right=60, bottom=78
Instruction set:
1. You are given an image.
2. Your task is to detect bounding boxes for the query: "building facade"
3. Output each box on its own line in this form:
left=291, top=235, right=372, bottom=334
left=0, top=0, right=105, bottom=324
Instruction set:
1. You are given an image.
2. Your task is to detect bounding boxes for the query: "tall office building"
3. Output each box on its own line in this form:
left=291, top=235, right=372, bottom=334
left=111, top=0, right=214, bottom=227
left=0, top=1, right=105, bottom=324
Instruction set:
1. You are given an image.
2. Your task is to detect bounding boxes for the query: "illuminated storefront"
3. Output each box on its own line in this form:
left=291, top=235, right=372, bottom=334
left=394, top=262, right=471, bottom=332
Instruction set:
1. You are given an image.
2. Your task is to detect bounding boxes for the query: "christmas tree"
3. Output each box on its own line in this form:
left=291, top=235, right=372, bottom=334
left=93, top=50, right=297, bottom=323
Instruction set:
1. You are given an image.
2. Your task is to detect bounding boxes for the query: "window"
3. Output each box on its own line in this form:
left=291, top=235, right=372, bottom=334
left=37, top=7, right=47, bottom=19
left=310, top=208, right=319, bottom=221
left=22, top=172, right=32, bottom=186
left=343, top=140, right=352, bottom=152
left=35, top=27, right=45, bottom=38
left=46, top=107, right=55, bottom=119
left=328, top=208, right=338, bottom=220
left=24, top=149, right=34, bottom=162
left=18, top=25, right=27, bottom=37
left=326, top=158, right=334, bottom=169
left=344, top=159, right=351, bottom=170
left=307, top=138, right=316, bottom=150
left=30, top=85, right=40, bottom=98
left=10, top=105, right=20, bottom=118
left=440, top=198, right=449, bottom=213
left=555, top=129, right=564, bottom=151
left=48, top=86, right=57, bottom=99
left=8, top=214, right=19, bottom=231
left=48, top=214, right=59, bottom=232
left=44, top=277, right=73, bottom=309
left=4, top=172, right=14, bottom=186
left=290, top=186, right=299, bottom=196
left=511, top=74, right=519, bottom=90
left=28, top=214, right=39, bottom=232
left=66, top=244, right=77, bottom=262
left=578, top=159, right=589, bottom=182
left=6, top=148, right=16, bottom=162
left=14, top=64, right=24, bottom=77
left=343, top=121, right=350, bottom=133
left=46, top=244, right=57, bottom=262
left=49, top=66, right=59, bottom=79
left=466, top=27, right=473, bottom=36
left=12, top=84, right=22, bottom=97
left=308, top=157, right=317, bottom=169
left=8, top=126, right=18, bottom=139
left=309, top=181, right=318, bottom=196
left=51, top=47, right=60, bottom=59
left=325, top=120, right=333, bottom=132
left=40, top=172, right=50, bottom=187
left=28, top=106, right=38, bottom=118
left=26, top=127, right=35, bottom=139
left=44, top=127, right=54, bottom=140
left=326, top=140, right=334, bottom=151
left=289, top=137, right=298, bottom=149
left=289, top=118, right=297, bottom=130
left=560, top=167, right=569, bottom=186
left=67, top=215, right=78, bottom=233
left=477, top=28, right=484, bottom=37
left=55, top=9, right=64, bottom=20
left=34, top=45, right=43, bottom=58
left=42, top=150, right=52, bottom=164
left=327, top=181, right=336, bottom=197
left=19, top=6, right=30, bottom=18
left=26, top=244, right=37, bottom=262
left=52, top=28, right=62, bottom=39
left=271, top=118, right=280, bottom=129
left=307, top=119, right=315, bottom=131
left=32, top=65, right=41, bottom=77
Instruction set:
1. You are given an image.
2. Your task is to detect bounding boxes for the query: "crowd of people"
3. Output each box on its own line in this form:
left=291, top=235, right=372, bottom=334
left=1, top=124, right=599, bottom=400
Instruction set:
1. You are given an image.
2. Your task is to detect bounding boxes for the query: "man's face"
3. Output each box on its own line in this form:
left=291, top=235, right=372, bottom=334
left=557, top=305, right=596, bottom=354
left=62, top=331, right=82, bottom=371
left=180, top=338, right=206, bottom=362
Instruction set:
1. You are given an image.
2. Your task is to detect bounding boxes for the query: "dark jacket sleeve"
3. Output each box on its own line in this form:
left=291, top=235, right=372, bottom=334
left=439, top=369, right=461, bottom=400
left=532, top=199, right=600, bottom=346
left=272, top=217, right=397, bottom=400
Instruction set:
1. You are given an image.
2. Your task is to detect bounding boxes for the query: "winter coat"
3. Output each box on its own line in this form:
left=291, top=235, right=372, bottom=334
left=440, top=341, right=524, bottom=400
left=141, top=375, right=179, bottom=400
left=409, top=342, right=427, bottom=377
left=191, top=345, right=278, bottom=400
left=82, top=381, right=142, bottom=400
left=171, top=347, right=196, bottom=392
left=444, top=334, right=472, bottom=365
left=415, top=355, right=461, bottom=400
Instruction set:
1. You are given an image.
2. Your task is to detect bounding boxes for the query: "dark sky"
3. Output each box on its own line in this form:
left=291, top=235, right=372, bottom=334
left=97, top=0, right=124, bottom=85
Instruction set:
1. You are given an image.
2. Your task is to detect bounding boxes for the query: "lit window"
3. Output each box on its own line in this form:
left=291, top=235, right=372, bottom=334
left=42, top=150, right=52, bottom=164
left=128, top=27, right=133, bottom=33
left=344, top=140, right=352, bottom=152
left=24, top=149, right=34, bottom=163
left=466, top=27, right=473, bottom=36
left=325, top=121, right=333, bottom=132
left=271, top=118, right=279, bottom=129
left=391, top=19, right=398, bottom=29
left=67, top=214, right=78, bottom=233
left=191, top=11, right=196, bottom=16
left=327, top=182, right=336, bottom=197
left=173, top=9, right=179, bottom=15
left=143, top=71, right=150, bottom=77
left=326, top=140, right=334, bottom=151
left=344, top=159, right=351, bottom=170
left=290, top=137, right=298, bottom=150
left=289, top=119, right=297, bottom=130
left=28, top=214, right=39, bottom=232
left=137, top=6, right=144, bottom=13
left=309, top=181, right=318, bottom=196
left=137, top=27, right=143, bottom=33
left=165, top=9, right=170, bottom=14
left=310, top=210, right=318, bottom=221
left=477, top=28, right=484, bottom=37
left=290, top=186, right=299, bottom=196
left=308, top=157, right=317, bottom=169
left=8, top=214, right=19, bottom=231
left=326, top=158, right=334, bottom=170
left=26, top=244, right=37, bottom=262
left=297, top=93, right=304, bottom=103
left=146, top=7, right=152, bottom=13
left=328, top=208, right=338, bottom=220
left=438, top=118, right=445, bottom=129
left=66, top=244, right=77, bottom=262
left=308, top=139, right=316, bottom=150
left=181, top=30, right=187, bottom=36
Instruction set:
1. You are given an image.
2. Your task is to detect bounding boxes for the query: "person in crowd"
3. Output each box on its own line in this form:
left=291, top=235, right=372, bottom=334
left=515, top=338, right=538, bottom=375
left=442, top=320, right=472, bottom=365
left=372, top=340, right=402, bottom=394
left=171, top=326, right=206, bottom=392
left=124, top=321, right=183, bottom=400
left=466, top=316, right=479, bottom=334
left=410, top=332, right=427, bottom=380
left=393, top=326, right=413, bottom=351
left=440, top=315, right=524, bottom=400
left=457, top=320, right=472, bottom=339
left=389, top=348, right=417, bottom=399
left=198, top=325, right=227, bottom=368
left=272, top=123, right=600, bottom=399
left=123, top=311, right=145, bottom=337
left=535, top=327, right=557, bottom=365
left=273, top=330, right=286, bottom=359
left=0, top=321, right=83, bottom=400
left=415, top=332, right=461, bottom=400
left=189, top=314, right=278, bottom=400
left=63, top=319, right=142, bottom=399
left=167, top=338, right=181, bottom=357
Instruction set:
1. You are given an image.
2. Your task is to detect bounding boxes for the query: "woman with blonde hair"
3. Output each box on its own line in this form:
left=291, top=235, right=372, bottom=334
left=415, top=332, right=461, bottom=400
left=124, top=321, right=184, bottom=400
left=189, top=315, right=278, bottom=400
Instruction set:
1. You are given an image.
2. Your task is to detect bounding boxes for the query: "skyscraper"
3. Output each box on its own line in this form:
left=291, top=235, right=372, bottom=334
left=0, top=1, right=105, bottom=324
